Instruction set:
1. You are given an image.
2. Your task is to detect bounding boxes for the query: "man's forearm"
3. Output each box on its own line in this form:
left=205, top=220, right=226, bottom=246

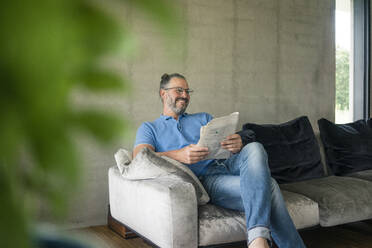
left=156, top=150, right=181, bottom=162
left=157, top=145, right=209, bottom=164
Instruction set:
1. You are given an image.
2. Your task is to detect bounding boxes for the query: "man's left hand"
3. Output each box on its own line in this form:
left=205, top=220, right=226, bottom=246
left=220, top=134, right=243, bottom=154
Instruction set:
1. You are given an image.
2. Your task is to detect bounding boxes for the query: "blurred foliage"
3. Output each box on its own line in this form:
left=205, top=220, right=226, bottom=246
left=0, top=0, right=180, bottom=247
left=336, top=46, right=350, bottom=111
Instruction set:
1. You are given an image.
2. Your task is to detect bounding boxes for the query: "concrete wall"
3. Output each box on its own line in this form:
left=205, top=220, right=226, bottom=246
left=65, top=0, right=335, bottom=227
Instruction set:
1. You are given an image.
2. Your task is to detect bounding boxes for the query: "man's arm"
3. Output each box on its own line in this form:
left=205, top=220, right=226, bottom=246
left=133, top=144, right=209, bottom=164
left=133, top=144, right=155, bottom=158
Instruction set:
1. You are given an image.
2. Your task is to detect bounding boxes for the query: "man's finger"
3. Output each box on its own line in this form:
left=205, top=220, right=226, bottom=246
left=190, top=145, right=209, bottom=151
left=191, top=150, right=209, bottom=155
left=221, top=139, right=235, bottom=145
left=222, top=144, right=236, bottom=149
left=223, top=146, right=239, bottom=152
left=190, top=151, right=209, bottom=157
left=221, top=139, right=242, bottom=146
left=225, top=134, right=239, bottom=140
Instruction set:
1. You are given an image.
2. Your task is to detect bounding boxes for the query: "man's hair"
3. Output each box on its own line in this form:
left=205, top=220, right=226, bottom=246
left=159, top=73, right=186, bottom=95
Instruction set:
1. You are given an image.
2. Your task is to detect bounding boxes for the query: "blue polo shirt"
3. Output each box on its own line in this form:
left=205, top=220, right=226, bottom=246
left=134, top=112, right=214, bottom=176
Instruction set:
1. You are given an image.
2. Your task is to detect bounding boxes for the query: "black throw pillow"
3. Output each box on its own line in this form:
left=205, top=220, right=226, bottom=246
left=242, top=116, right=325, bottom=183
left=318, top=118, right=372, bottom=175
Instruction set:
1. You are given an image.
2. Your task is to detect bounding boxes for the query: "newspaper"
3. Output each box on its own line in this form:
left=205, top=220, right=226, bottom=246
left=197, top=112, right=239, bottom=159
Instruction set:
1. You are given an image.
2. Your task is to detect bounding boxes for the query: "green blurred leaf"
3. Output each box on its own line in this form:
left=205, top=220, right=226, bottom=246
left=124, top=0, right=182, bottom=35
left=77, top=68, right=130, bottom=92
left=27, top=130, right=80, bottom=218
left=0, top=161, right=30, bottom=248
left=0, top=0, right=181, bottom=247
left=72, top=110, right=127, bottom=143
left=0, top=108, right=23, bottom=163
left=75, top=1, right=126, bottom=58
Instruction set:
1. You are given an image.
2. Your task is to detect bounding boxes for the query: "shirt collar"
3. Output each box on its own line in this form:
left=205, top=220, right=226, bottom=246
left=161, top=113, right=188, bottom=120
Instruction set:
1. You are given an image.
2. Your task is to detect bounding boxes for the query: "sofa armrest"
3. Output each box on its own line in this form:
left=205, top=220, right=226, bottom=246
left=108, top=167, right=198, bottom=248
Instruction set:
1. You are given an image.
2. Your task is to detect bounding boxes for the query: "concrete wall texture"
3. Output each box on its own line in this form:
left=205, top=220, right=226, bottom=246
left=65, top=0, right=335, bottom=227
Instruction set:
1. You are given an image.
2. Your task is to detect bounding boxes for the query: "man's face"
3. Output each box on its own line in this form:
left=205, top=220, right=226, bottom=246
left=163, top=77, right=190, bottom=115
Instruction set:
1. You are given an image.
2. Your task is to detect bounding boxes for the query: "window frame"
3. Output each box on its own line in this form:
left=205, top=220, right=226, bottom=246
left=353, top=0, right=370, bottom=120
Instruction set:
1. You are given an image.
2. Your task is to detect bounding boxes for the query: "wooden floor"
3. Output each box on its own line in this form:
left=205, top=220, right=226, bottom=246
left=75, top=221, right=372, bottom=248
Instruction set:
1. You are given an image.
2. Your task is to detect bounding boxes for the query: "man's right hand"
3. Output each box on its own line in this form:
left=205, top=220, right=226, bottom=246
left=176, top=144, right=209, bottom=164
left=133, top=143, right=209, bottom=165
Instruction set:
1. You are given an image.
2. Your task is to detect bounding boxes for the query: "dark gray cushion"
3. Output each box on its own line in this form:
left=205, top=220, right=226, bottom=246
left=318, top=118, right=372, bottom=175
left=280, top=176, right=372, bottom=227
left=345, top=169, right=372, bottom=181
left=243, top=116, right=325, bottom=183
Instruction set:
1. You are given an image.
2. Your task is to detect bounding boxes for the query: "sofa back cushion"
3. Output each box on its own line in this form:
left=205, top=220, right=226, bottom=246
left=242, top=116, right=325, bottom=183
left=318, top=118, right=372, bottom=175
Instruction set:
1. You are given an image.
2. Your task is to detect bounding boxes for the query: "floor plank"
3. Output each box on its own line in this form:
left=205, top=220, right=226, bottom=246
left=78, top=225, right=151, bottom=248
left=74, top=221, right=372, bottom=248
left=300, top=221, right=372, bottom=248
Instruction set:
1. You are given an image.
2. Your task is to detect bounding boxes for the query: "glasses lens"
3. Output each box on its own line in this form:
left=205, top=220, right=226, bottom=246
left=169, top=87, right=193, bottom=95
left=176, top=88, right=184, bottom=94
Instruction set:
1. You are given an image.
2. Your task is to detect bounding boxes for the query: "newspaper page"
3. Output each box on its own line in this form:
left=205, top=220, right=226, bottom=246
left=197, top=112, right=239, bottom=159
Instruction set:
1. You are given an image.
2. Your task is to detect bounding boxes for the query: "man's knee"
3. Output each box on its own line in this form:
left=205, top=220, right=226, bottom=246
left=240, top=142, right=267, bottom=159
left=238, top=142, right=269, bottom=174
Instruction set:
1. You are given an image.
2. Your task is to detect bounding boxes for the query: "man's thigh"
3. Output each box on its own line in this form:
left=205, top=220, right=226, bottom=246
left=201, top=174, right=244, bottom=211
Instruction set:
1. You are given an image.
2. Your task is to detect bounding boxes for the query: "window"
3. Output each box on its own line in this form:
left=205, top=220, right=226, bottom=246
left=335, top=0, right=353, bottom=123
left=335, top=0, right=370, bottom=123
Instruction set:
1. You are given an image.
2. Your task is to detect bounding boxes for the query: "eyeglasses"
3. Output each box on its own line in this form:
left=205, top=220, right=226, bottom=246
left=163, top=87, right=194, bottom=95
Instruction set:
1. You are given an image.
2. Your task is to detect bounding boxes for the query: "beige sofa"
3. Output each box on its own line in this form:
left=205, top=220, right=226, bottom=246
left=108, top=162, right=372, bottom=248
left=108, top=121, right=372, bottom=248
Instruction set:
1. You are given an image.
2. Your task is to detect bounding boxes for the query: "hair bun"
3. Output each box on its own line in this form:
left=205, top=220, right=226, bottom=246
left=161, top=73, right=169, bottom=80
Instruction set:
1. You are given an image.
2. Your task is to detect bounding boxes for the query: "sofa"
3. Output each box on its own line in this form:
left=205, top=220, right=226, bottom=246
left=108, top=116, right=372, bottom=248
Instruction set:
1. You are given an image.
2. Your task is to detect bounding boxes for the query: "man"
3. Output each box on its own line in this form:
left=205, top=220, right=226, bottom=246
left=133, top=73, right=306, bottom=248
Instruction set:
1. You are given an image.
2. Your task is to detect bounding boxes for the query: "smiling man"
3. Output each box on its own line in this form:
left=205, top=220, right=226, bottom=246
left=133, top=73, right=306, bottom=248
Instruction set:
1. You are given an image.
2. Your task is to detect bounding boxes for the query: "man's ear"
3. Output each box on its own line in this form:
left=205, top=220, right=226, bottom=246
left=160, top=89, right=166, bottom=101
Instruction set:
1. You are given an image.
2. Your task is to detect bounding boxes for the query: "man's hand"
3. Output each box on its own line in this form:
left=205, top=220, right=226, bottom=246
left=135, top=144, right=209, bottom=165
left=221, top=134, right=243, bottom=154
left=176, top=144, right=209, bottom=164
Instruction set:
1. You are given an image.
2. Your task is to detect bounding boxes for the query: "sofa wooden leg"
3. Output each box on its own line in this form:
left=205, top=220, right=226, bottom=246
left=107, top=206, right=138, bottom=239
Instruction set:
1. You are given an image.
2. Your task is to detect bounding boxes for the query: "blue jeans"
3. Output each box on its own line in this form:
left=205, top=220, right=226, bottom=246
left=199, top=142, right=306, bottom=248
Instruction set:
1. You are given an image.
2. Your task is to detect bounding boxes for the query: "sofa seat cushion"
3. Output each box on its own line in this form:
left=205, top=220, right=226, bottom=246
left=281, top=191, right=319, bottom=229
left=345, top=169, right=372, bottom=181
left=198, top=190, right=319, bottom=246
left=280, top=176, right=372, bottom=227
left=198, top=204, right=246, bottom=246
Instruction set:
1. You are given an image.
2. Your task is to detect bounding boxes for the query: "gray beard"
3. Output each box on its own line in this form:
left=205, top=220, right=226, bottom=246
left=166, top=97, right=188, bottom=115
left=172, top=106, right=186, bottom=115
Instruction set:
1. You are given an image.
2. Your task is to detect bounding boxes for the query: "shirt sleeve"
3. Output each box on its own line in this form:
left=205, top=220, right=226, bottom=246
left=205, top=112, right=213, bottom=124
left=134, top=122, right=156, bottom=149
